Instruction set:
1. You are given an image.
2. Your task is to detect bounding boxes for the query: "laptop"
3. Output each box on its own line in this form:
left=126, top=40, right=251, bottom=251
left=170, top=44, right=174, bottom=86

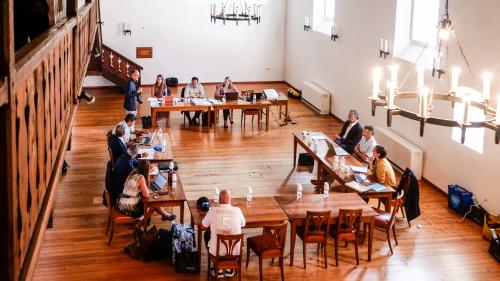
left=149, top=173, right=168, bottom=194
left=245, top=92, right=263, bottom=102
left=225, top=91, right=239, bottom=101
left=139, top=135, right=151, bottom=145
left=325, top=140, right=350, bottom=156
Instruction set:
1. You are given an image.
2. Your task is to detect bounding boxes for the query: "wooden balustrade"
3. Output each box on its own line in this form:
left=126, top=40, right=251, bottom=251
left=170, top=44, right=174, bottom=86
left=2, top=1, right=101, bottom=280
left=102, top=44, right=143, bottom=87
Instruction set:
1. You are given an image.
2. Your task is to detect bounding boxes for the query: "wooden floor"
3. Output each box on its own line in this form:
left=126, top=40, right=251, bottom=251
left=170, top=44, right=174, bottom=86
left=33, top=83, right=499, bottom=281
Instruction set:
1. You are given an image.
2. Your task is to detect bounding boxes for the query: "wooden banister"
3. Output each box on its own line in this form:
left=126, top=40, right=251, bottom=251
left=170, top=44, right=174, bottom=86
left=101, top=43, right=143, bottom=88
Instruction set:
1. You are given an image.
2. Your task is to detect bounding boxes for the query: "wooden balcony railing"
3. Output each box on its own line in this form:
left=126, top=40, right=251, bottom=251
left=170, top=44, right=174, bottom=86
left=101, top=44, right=143, bottom=88
left=3, top=1, right=101, bottom=280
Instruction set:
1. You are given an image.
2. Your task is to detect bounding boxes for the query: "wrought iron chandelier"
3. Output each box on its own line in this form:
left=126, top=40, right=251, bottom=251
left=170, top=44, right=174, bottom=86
left=370, top=0, right=500, bottom=144
left=210, top=1, right=262, bottom=25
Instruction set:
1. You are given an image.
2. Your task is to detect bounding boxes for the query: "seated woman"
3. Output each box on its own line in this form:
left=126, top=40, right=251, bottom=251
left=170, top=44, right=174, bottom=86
left=151, top=74, right=171, bottom=121
left=214, top=76, right=238, bottom=128
left=368, top=145, right=397, bottom=187
left=117, top=160, right=176, bottom=221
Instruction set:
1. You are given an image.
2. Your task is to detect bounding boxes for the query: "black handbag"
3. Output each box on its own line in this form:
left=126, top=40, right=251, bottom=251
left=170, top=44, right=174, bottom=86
left=141, top=116, right=152, bottom=129
left=124, top=226, right=159, bottom=260
left=166, top=77, right=178, bottom=87
left=298, top=153, right=314, bottom=167
left=174, top=251, right=199, bottom=273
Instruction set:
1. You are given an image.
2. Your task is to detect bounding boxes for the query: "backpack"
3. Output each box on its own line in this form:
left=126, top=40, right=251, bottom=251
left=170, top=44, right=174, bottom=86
left=145, top=228, right=173, bottom=262
left=171, top=223, right=199, bottom=273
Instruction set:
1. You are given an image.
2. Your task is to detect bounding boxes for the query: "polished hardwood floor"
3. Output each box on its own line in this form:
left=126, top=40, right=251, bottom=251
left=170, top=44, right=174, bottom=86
left=33, top=83, right=499, bottom=280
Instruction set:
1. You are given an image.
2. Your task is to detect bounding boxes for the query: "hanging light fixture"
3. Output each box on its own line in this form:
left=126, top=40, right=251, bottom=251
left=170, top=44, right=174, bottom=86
left=210, top=1, right=262, bottom=25
left=369, top=0, right=500, bottom=144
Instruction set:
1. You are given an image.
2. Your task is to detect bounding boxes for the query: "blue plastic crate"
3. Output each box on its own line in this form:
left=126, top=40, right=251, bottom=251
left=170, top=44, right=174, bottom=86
left=448, top=185, right=473, bottom=216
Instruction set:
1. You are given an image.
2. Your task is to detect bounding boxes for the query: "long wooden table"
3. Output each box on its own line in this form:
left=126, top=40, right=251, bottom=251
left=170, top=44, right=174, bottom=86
left=143, top=173, right=186, bottom=227
left=213, top=100, right=271, bottom=132
left=150, top=99, right=212, bottom=128
left=138, top=133, right=173, bottom=162
left=267, top=94, right=289, bottom=123
left=292, top=132, right=396, bottom=211
left=187, top=196, right=289, bottom=266
left=274, top=193, right=378, bottom=264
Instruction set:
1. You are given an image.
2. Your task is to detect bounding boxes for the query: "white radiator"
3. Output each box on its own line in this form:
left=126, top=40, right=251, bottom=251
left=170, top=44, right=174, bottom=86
left=301, top=81, right=330, bottom=114
left=375, top=127, right=423, bottom=179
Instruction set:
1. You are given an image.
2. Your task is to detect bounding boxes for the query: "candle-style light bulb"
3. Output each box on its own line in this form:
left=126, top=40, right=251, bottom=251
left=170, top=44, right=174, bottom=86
left=496, top=94, right=500, bottom=124
left=384, top=40, right=389, bottom=53
left=372, top=67, right=382, bottom=99
left=417, top=65, right=425, bottom=88
left=463, top=95, right=471, bottom=124
left=390, top=64, right=398, bottom=84
left=451, top=67, right=460, bottom=92
left=387, top=80, right=395, bottom=109
left=380, top=38, right=384, bottom=51
left=419, top=87, right=429, bottom=118
left=482, top=72, right=492, bottom=101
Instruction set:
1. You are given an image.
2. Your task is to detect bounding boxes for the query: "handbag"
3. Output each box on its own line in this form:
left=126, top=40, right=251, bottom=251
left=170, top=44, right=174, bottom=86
left=298, top=153, right=314, bottom=167
left=124, top=226, right=159, bottom=260
left=174, top=251, right=199, bottom=273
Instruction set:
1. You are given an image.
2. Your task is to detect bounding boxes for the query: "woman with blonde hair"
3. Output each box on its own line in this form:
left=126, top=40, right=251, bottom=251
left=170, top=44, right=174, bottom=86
left=151, top=74, right=171, bottom=121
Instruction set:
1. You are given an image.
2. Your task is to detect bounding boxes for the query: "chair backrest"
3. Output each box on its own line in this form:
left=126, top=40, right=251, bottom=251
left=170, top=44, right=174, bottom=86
left=388, top=190, right=405, bottom=227
left=104, top=190, right=112, bottom=217
left=260, top=223, right=288, bottom=254
left=336, top=209, right=363, bottom=235
left=107, top=146, right=114, bottom=167
left=304, top=211, right=331, bottom=240
left=215, top=233, right=244, bottom=261
left=181, top=87, right=186, bottom=98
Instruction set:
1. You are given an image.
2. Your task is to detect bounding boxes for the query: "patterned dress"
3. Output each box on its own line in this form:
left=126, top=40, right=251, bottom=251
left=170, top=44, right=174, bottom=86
left=117, top=172, right=144, bottom=218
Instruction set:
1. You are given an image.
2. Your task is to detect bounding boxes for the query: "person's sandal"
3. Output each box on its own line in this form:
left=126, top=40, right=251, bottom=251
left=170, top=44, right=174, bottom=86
left=162, top=214, right=176, bottom=221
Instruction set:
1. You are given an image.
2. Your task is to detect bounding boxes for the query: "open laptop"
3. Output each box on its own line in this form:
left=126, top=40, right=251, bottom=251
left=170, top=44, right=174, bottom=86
left=325, top=140, right=350, bottom=156
left=149, top=173, right=168, bottom=194
left=139, top=135, right=151, bottom=145
left=225, top=91, right=239, bottom=101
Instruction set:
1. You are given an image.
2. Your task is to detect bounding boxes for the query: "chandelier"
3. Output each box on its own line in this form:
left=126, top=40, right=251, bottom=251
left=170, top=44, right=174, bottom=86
left=210, top=1, right=262, bottom=25
left=370, top=0, right=500, bottom=144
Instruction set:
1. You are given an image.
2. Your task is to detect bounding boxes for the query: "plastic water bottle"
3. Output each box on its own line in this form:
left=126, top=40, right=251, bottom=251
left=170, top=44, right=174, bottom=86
left=172, top=172, right=177, bottom=189
left=252, top=93, right=256, bottom=104
left=333, top=156, right=339, bottom=170
left=296, top=183, right=303, bottom=201
left=222, top=96, right=226, bottom=104
left=214, top=187, right=220, bottom=203
left=313, top=140, right=318, bottom=153
left=323, top=182, right=329, bottom=199
left=340, top=156, right=346, bottom=169
left=246, top=186, right=253, bottom=203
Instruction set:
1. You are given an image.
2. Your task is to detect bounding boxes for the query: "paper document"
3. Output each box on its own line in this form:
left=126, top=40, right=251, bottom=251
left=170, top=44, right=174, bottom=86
left=351, top=166, right=368, bottom=174
left=208, top=99, right=222, bottom=105
left=148, top=97, right=159, bottom=102
left=138, top=148, right=155, bottom=160
left=334, top=147, right=350, bottom=156
left=369, top=183, right=386, bottom=192
left=345, top=181, right=371, bottom=193
left=191, top=98, right=212, bottom=106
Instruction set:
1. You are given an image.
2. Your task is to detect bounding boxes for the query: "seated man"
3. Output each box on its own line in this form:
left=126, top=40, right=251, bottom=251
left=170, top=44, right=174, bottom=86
left=108, top=124, right=128, bottom=162
left=184, top=77, right=205, bottom=125
left=334, top=109, right=363, bottom=154
left=109, top=144, right=141, bottom=206
left=354, top=125, right=377, bottom=162
left=113, top=113, right=147, bottom=147
left=202, top=189, right=245, bottom=278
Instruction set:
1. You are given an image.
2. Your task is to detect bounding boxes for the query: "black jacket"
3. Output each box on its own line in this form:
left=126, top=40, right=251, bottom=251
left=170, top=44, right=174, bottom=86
left=124, top=79, right=140, bottom=111
left=107, top=134, right=127, bottom=163
left=339, top=121, right=363, bottom=150
left=398, top=168, right=421, bottom=222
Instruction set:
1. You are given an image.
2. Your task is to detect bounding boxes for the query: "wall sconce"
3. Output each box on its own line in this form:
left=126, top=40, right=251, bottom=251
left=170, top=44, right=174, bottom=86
left=379, top=38, right=390, bottom=59
left=303, top=16, right=311, bottom=31
left=330, top=25, right=339, bottom=42
left=122, top=22, right=132, bottom=36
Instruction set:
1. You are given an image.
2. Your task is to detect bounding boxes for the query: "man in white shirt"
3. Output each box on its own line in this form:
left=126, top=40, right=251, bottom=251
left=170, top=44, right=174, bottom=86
left=354, top=125, right=377, bottom=162
left=184, top=77, right=205, bottom=125
left=202, top=189, right=245, bottom=277
left=113, top=113, right=146, bottom=147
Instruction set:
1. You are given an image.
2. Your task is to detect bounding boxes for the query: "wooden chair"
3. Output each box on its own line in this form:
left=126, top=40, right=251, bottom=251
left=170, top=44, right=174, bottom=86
left=241, top=90, right=261, bottom=128
left=207, top=233, right=245, bottom=281
left=296, top=210, right=331, bottom=269
left=330, top=209, right=363, bottom=266
left=377, top=178, right=412, bottom=227
left=104, top=190, right=138, bottom=245
left=246, top=223, right=287, bottom=281
left=107, top=146, right=114, bottom=168
left=372, top=190, right=405, bottom=254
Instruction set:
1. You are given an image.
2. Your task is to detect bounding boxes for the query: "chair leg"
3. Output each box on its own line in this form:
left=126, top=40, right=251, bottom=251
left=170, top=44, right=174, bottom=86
left=404, top=206, right=412, bottom=227
left=377, top=199, right=382, bottom=210
left=392, top=225, right=398, bottom=245
left=107, top=222, right=114, bottom=246
left=323, top=242, right=328, bottom=268
left=387, top=230, right=393, bottom=254
left=354, top=239, right=359, bottom=265
left=335, top=238, right=339, bottom=266
left=241, top=111, right=244, bottom=124
left=207, top=256, right=210, bottom=281
left=279, top=257, right=285, bottom=281
left=303, top=241, right=307, bottom=269
left=246, top=244, right=250, bottom=267
left=259, top=257, right=263, bottom=281
left=105, top=216, right=111, bottom=234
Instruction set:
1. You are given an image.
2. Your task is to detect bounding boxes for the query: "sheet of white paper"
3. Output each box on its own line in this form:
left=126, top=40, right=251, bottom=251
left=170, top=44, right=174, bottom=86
left=345, top=181, right=371, bottom=193
left=138, top=148, right=155, bottom=159
left=351, top=166, right=368, bottom=174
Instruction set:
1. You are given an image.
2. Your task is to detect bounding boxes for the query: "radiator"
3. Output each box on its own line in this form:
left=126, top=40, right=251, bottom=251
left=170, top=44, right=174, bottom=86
left=301, top=81, right=330, bottom=114
left=375, top=127, right=423, bottom=179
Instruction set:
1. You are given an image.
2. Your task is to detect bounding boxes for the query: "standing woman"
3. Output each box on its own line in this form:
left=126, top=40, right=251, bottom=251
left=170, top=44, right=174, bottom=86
left=151, top=74, right=171, bottom=121
left=214, top=76, right=238, bottom=128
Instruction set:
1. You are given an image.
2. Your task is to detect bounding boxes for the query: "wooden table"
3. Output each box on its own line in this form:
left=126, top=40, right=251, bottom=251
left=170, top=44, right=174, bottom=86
left=213, top=100, right=271, bottom=132
left=274, top=193, right=378, bottom=264
left=266, top=94, right=289, bottom=124
left=150, top=99, right=212, bottom=128
left=187, top=196, right=289, bottom=266
left=292, top=132, right=396, bottom=211
left=143, top=173, right=186, bottom=227
left=139, top=133, right=173, bottom=162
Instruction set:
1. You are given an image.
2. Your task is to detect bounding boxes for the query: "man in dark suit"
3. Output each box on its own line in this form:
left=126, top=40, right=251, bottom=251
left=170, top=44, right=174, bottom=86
left=334, top=109, right=363, bottom=154
left=124, top=69, right=143, bottom=115
left=109, top=144, right=140, bottom=206
left=108, top=124, right=128, bottom=163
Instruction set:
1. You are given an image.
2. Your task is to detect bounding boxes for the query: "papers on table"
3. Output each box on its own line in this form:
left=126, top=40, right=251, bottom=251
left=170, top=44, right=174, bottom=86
left=309, top=132, right=326, bottom=140
left=208, top=98, right=222, bottom=105
left=346, top=181, right=371, bottom=193
left=368, top=183, right=386, bottom=192
left=334, top=146, right=350, bottom=156
left=149, top=164, right=159, bottom=176
left=148, top=97, right=159, bottom=102
left=351, top=165, right=368, bottom=174
left=138, top=148, right=155, bottom=160
left=191, top=98, right=212, bottom=106
left=149, top=98, right=161, bottom=107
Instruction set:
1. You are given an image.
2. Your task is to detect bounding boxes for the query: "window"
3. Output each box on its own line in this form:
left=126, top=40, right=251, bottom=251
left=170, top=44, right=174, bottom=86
left=451, top=87, right=485, bottom=154
left=313, top=0, right=335, bottom=36
left=410, top=0, right=440, bottom=46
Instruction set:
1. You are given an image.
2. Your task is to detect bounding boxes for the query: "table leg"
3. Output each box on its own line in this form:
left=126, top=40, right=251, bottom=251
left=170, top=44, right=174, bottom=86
left=317, top=164, right=324, bottom=194
left=384, top=194, right=391, bottom=212
left=290, top=221, right=297, bottom=266
left=293, top=138, right=297, bottom=168
left=197, top=224, right=203, bottom=268
left=368, top=217, right=374, bottom=261
left=180, top=202, right=184, bottom=224
left=266, top=105, right=270, bottom=131
left=143, top=203, right=150, bottom=231
left=152, top=109, right=157, bottom=129
left=213, top=109, right=218, bottom=133
left=285, top=102, right=289, bottom=124
left=190, top=215, right=194, bottom=228
left=207, top=107, right=211, bottom=129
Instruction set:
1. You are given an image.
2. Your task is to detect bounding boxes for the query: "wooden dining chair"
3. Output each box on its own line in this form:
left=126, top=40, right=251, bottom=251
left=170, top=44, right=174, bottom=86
left=107, top=146, right=114, bottom=168
left=296, top=210, right=331, bottom=269
left=207, top=233, right=245, bottom=281
left=246, top=223, right=287, bottom=281
left=330, top=209, right=363, bottom=266
left=104, top=190, right=138, bottom=245
left=372, top=190, right=405, bottom=254
left=241, top=90, right=261, bottom=128
left=377, top=170, right=413, bottom=227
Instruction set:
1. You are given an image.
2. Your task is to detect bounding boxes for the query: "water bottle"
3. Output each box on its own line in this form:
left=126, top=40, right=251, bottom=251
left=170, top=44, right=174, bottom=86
left=333, top=156, right=339, bottom=170
left=172, top=172, right=177, bottom=189
left=313, top=139, right=318, bottom=153
left=246, top=186, right=253, bottom=203
left=340, top=156, right=346, bottom=169
left=214, top=187, right=220, bottom=203
left=222, top=96, right=226, bottom=104
left=252, top=93, right=256, bottom=104
left=323, top=182, right=329, bottom=199
left=296, top=183, right=303, bottom=200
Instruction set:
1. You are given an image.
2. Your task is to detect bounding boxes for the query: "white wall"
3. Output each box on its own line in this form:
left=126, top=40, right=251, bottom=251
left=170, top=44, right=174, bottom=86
left=100, top=0, right=285, bottom=84
left=285, top=0, right=500, bottom=214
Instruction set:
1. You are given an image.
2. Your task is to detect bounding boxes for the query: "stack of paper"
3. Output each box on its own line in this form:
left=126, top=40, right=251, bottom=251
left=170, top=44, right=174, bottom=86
left=192, top=98, right=212, bottom=106
left=345, top=181, right=371, bottom=193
